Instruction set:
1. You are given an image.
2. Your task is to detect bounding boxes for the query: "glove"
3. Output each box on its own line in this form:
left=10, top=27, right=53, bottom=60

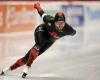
left=34, top=2, right=41, bottom=10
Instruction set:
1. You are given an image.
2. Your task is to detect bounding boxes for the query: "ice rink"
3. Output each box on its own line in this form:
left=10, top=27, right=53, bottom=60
left=0, top=27, right=100, bottom=80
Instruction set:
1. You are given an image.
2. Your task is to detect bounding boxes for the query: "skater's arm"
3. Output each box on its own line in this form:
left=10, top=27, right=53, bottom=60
left=34, top=2, right=54, bottom=23
left=34, top=2, right=44, bottom=17
left=65, top=23, right=76, bottom=36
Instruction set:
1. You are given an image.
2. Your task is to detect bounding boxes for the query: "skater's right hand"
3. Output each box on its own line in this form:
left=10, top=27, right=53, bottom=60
left=34, top=1, right=41, bottom=10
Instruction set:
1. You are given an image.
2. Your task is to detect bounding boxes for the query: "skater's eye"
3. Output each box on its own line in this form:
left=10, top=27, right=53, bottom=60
left=55, top=21, right=65, bottom=27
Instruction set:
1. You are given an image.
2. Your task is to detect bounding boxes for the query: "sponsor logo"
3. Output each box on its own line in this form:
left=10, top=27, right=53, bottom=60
left=87, top=6, right=100, bottom=20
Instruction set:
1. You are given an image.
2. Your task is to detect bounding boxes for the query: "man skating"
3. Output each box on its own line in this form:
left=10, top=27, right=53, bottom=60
left=0, top=2, right=76, bottom=78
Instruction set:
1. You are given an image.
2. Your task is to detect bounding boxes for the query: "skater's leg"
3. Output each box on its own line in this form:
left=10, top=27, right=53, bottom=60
left=0, top=57, right=26, bottom=75
left=0, top=48, right=35, bottom=75
left=10, top=46, right=39, bottom=70
left=26, top=24, right=48, bottom=67
left=9, top=50, right=31, bottom=70
left=26, top=48, right=39, bottom=67
left=25, top=39, right=54, bottom=67
left=10, top=58, right=25, bottom=70
left=0, top=57, right=25, bottom=75
left=22, top=47, right=39, bottom=78
left=22, top=40, right=54, bottom=78
left=22, top=24, right=54, bottom=78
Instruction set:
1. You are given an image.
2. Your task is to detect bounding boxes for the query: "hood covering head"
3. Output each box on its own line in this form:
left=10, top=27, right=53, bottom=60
left=54, top=11, right=65, bottom=22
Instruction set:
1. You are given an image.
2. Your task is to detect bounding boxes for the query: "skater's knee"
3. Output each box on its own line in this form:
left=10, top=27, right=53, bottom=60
left=22, top=57, right=28, bottom=64
left=29, top=48, right=39, bottom=58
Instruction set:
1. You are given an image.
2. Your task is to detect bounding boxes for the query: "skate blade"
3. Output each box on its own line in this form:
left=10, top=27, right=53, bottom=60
left=22, top=73, right=27, bottom=78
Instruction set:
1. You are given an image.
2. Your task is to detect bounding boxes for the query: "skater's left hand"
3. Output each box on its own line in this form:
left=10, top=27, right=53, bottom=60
left=34, top=1, right=41, bottom=10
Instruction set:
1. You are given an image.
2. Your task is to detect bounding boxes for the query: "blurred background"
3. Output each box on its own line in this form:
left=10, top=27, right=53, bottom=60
left=0, top=0, right=100, bottom=80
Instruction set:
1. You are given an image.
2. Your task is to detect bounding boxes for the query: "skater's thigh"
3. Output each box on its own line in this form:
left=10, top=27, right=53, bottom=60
left=34, top=24, right=49, bottom=50
left=21, top=24, right=47, bottom=63
left=39, top=41, right=54, bottom=55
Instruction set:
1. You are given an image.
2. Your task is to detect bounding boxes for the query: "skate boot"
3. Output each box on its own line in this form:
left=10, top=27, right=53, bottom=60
left=22, top=66, right=30, bottom=78
left=0, top=71, right=4, bottom=75
left=22, top=72, right=27, bottom=78
left=0, top=67, right=10, bottom=75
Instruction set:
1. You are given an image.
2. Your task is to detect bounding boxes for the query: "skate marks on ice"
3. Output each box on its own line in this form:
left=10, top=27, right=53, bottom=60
left=0, top=74, right=78, bottom=80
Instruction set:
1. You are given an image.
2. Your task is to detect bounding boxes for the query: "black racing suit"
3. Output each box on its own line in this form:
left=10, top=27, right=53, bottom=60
left=22, top=10, right=76, bottom=63
left=9, top=8, right=76, bottom=70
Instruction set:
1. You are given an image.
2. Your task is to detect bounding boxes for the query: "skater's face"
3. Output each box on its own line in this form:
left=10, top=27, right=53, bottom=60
left=55, top=21, right=65, bottom=31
